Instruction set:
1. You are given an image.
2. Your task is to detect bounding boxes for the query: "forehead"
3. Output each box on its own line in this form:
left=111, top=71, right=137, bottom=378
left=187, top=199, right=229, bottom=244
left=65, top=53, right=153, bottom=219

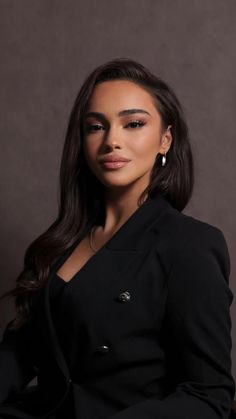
left=88, top=80, right=157, bottom=112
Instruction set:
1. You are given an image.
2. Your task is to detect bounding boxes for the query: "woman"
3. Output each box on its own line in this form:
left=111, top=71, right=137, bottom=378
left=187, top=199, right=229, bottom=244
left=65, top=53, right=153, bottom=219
left=0, top=57, right=235, bottom=419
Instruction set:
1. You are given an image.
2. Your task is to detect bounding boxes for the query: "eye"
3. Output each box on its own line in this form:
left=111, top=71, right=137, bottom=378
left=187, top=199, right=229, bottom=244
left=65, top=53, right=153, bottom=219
left=85, top=123, right=104, bottom=133
left=84, top=120, right=146, bottom=133
left=125, top=120, right=146, bottom=129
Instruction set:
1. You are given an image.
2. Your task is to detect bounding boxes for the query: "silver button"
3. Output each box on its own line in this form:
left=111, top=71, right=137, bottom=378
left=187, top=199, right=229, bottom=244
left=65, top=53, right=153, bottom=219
left=96, top=345, right=110, bottom=354
left=117, top=291, right=131, bottom=302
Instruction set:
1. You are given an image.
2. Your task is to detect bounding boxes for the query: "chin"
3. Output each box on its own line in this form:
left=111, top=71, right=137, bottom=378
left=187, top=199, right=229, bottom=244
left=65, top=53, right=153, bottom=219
left=95, top=171, right=134, bottom=183
left=99, top=180, right=134, bottom=189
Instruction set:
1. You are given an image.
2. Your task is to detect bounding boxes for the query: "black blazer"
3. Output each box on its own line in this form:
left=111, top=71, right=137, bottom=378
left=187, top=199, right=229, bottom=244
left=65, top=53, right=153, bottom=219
left=0, top=194, right=235, bottom=419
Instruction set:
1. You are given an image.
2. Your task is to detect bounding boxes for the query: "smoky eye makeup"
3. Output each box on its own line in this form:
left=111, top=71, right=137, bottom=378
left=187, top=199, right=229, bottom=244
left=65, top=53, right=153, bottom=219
left=85, top=123, right=104, bottom=132
left=84, top=118, right=147, bottom=133
left=125, top=120, right=146, bottom=128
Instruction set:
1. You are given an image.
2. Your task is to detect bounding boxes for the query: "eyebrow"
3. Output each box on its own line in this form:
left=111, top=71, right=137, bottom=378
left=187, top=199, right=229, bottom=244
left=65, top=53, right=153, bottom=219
left=85, top=108, right=151, bottom=119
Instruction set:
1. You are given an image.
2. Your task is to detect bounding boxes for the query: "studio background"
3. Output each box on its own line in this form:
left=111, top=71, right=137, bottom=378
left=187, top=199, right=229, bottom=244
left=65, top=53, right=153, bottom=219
left=0, top=0, right=235, bottom=383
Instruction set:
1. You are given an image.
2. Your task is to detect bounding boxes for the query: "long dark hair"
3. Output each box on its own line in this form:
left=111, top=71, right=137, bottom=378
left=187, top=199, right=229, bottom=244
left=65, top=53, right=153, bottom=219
left=0, top=57, right=194, bottom=329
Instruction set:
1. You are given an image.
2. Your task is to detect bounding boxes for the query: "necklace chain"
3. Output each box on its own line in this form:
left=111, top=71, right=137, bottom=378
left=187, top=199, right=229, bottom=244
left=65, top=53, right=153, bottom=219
left=89, top=196, right=149, bottom=253
left=89, top=225, right=97, bottom=252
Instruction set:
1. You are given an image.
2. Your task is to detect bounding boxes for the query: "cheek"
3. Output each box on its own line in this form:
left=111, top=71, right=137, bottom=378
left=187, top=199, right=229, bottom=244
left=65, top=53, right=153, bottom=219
left=129, top=134, right=159, bottom=159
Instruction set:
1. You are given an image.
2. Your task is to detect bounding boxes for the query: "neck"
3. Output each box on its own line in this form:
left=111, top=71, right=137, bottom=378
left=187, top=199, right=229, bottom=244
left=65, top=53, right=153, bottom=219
left=100, top=190, right=148, bottom=235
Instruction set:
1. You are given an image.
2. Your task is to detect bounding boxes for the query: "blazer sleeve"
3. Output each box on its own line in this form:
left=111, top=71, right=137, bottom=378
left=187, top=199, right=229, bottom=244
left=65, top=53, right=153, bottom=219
left=0, top=315, right=37, bottom=404
left=108, top=225, right=235, bottom=419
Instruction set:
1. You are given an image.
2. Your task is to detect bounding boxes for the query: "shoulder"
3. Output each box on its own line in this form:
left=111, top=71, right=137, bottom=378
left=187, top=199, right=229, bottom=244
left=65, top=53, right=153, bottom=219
left=162, top=199, right=224, bottom=237
left=153, top=202, right=233, bottom=307
left=151, top=199, right=230, bottom=277
left=156, top=199, right=227, bottom=247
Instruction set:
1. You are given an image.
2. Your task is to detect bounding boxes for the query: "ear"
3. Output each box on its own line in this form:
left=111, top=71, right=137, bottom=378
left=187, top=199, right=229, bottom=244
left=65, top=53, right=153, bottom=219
left=160, top=125, right=173, bottom=154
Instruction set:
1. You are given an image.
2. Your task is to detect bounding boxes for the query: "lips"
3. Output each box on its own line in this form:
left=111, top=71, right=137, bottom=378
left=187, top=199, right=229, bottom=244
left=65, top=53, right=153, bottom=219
left=100, top=160, right=130, bottom=169
left=99, top=155, right=131, bottom=163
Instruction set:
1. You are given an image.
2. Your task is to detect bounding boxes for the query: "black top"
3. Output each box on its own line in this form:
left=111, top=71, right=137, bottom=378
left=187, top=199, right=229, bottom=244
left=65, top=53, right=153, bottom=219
left=49, top=273, right=88, bottom=382
left=49, top=273, right=80, bottom=418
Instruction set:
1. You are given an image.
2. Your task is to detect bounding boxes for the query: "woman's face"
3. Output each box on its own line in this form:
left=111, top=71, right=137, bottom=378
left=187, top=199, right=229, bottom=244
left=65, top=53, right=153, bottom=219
left=82, top=80, right=172, bottom=195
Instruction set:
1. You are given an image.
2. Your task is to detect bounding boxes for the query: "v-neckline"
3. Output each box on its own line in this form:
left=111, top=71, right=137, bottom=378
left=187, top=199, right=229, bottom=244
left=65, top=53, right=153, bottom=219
left=54, top=222, right=95, bottom=285
left=54, top=195, right=153, bottom=286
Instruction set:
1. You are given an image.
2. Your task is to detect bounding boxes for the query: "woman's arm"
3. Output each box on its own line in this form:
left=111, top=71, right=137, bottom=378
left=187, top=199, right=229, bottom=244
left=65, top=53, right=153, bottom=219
left=0, top=315, right=37, bottom=404
left=107, top=225, right=235, bottom=419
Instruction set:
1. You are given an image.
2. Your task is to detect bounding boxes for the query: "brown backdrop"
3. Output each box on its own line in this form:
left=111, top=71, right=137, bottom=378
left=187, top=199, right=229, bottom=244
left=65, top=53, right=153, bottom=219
left=0, top=0, right=235, bottom=382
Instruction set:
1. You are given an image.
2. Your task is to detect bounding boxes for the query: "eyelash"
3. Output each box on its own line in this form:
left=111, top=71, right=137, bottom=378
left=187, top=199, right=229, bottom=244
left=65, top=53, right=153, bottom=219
left=85, top=120, right=146, bottom=133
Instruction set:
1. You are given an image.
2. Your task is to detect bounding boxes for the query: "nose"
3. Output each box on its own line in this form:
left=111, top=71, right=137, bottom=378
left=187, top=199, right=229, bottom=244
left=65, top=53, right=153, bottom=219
left=103, top=125, right=121, bottom=149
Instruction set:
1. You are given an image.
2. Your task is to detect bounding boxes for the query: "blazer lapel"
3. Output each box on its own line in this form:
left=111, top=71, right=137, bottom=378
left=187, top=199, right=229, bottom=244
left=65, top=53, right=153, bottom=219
left=42, top=193, right=172, bottom=381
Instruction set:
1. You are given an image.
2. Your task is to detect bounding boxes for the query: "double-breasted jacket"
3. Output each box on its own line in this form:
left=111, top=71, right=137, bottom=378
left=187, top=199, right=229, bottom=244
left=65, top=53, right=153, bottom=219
left=0, top=194, right=235, bottom=418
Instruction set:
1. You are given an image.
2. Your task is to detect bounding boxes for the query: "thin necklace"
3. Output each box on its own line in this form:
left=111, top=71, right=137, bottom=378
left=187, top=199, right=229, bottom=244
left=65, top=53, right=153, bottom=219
left=89, top=225, right=97, bottom=252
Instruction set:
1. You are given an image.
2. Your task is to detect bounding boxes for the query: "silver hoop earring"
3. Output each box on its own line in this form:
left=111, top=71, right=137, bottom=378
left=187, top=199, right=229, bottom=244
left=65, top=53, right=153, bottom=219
left=162, top=152, right=167, bottom=166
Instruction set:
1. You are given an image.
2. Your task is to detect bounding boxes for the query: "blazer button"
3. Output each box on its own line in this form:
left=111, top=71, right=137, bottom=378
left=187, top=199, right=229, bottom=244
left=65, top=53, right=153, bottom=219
left=117, top=291, right=131, bottom=302
left=96, top=345, right=110, bottom=354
